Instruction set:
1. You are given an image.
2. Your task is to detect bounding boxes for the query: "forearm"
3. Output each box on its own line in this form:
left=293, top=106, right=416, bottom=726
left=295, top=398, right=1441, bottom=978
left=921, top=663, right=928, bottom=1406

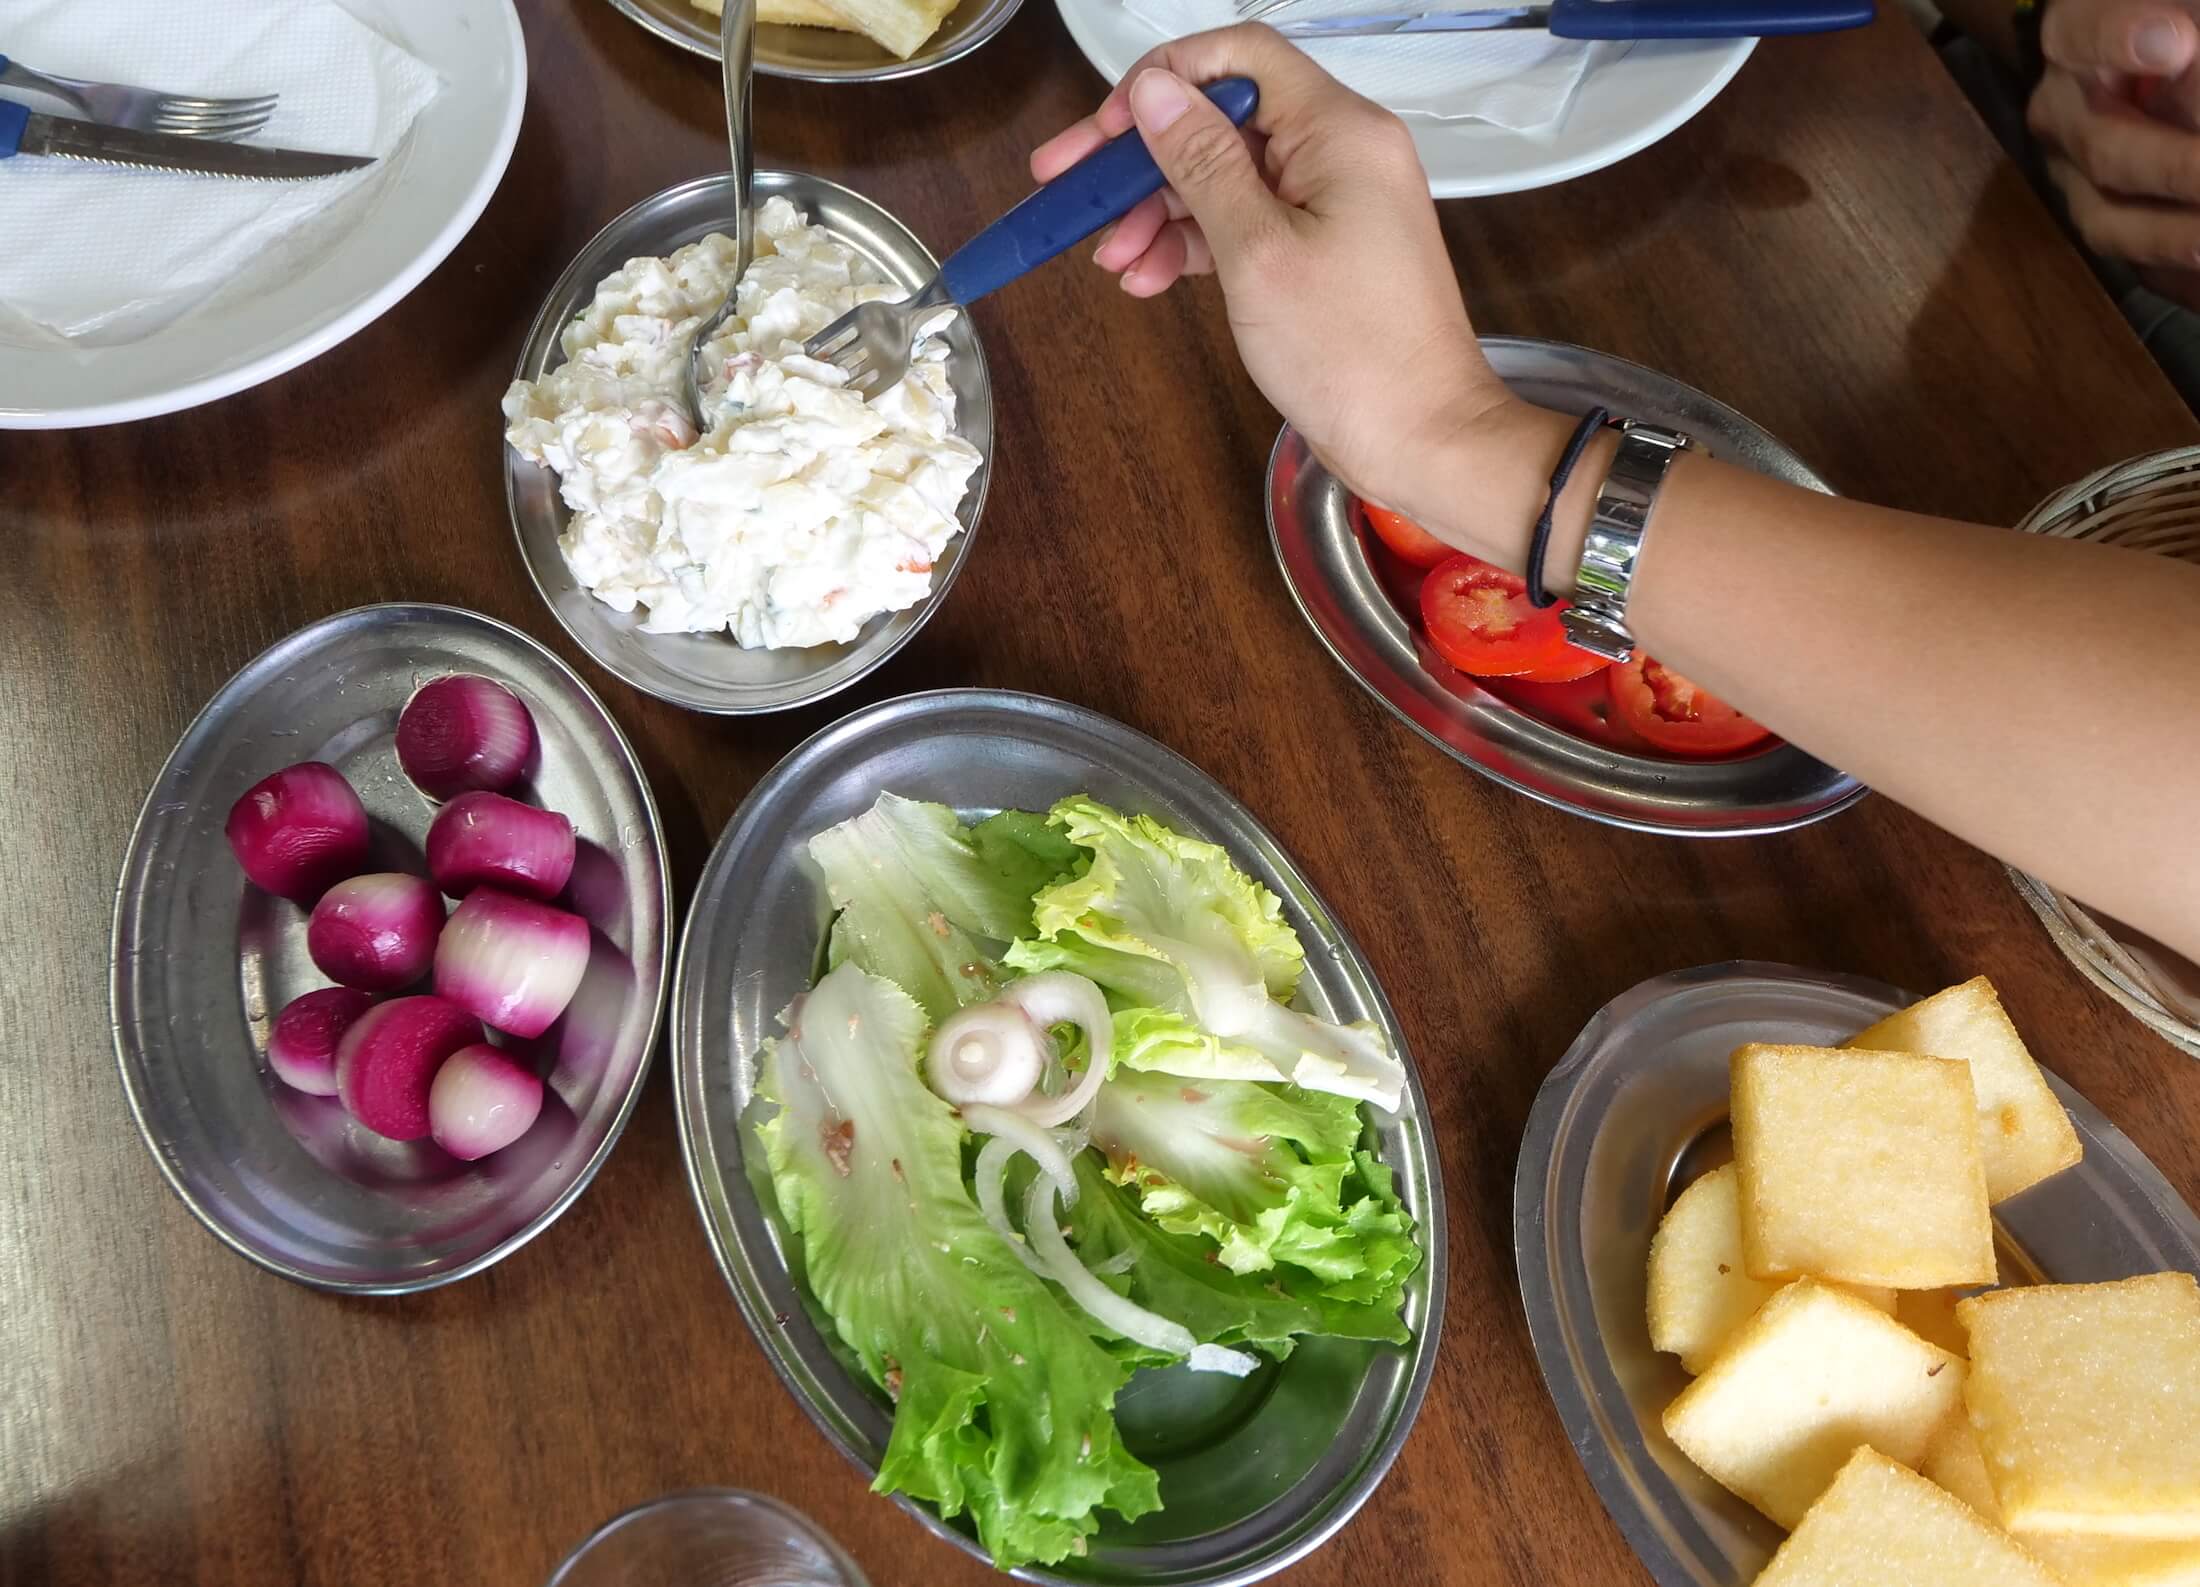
left=1410, top=403, right=2200, bottom=959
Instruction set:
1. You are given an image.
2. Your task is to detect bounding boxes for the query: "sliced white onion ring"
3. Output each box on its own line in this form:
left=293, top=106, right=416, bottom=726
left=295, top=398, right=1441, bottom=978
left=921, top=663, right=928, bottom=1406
left=962, top=1103, right=1078, bottom=1207
left=1188, top=1343, right=1259, bottom=1377
left=1024, top=1174, right=1198, bottom=1359
left=974, top=1135, right=1048, bottom=1275
left=927, top=1002, right=1046, bottom=1107
left=1001, top=971, right=1115, bottom=1128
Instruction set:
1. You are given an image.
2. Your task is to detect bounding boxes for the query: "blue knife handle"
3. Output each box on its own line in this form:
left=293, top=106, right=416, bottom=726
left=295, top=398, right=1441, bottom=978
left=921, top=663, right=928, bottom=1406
left=0, top=99, right=26, bottom=160
left=939, top=77, right=1258, bottom=306
left=1549, top=0, right=1873, bottom=35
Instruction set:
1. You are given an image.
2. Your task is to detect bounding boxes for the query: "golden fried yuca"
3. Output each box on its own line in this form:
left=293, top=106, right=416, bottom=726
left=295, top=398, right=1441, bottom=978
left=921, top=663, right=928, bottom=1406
left=1959, top=1273, right=2200, bottom=1538
left=1897, top=1285, right=1979, bottom=1358
left=1661, top=1279, right=1966, bottom=1528
left=1755, top=1447, right=2063, bottom=1587
left=1730, top=1043, right=1996, bottom=1289
left=1924, top=1413, right=2200, bottom=1587
left=693, top=0, right=868, bottom=31
left=798, top=0, right=956, bottom=56
left=1849, top=977, right=2082, bottom=1202
left=1647, top=1164, right=1894, bottom=1375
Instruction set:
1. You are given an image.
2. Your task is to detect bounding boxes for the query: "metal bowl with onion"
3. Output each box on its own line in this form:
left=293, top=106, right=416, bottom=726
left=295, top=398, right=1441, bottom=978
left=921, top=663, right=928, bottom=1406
left=673, top=690, right=1446, bottom=1585
left=601, top=0, right=1025, bottom=81
left=110, top=604, right=671, bottom=1294
left=507, top=171, right=993, bottom=716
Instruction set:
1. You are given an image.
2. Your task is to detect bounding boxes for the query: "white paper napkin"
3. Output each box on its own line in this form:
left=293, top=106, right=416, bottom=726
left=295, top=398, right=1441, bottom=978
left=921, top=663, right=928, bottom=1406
left=0, top=0, right=442, bottom=344
left=1119, top=0, right=1596, bottom=126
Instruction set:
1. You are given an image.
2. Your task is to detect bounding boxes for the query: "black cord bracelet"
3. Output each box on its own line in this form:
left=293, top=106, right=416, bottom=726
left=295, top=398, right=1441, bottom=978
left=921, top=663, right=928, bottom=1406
left=1526, top=406, right=1610, bottom=609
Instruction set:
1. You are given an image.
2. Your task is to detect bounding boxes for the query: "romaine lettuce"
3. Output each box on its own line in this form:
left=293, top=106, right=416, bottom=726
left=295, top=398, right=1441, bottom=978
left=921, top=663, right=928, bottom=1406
left=1005, top=798, right=1405, bottom=1109
left=757, top=963, right=1160, bottom=1567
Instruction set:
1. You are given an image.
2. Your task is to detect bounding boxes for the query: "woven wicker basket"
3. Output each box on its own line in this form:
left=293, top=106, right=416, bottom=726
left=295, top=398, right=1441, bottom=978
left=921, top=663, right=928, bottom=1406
left=2012, top=446, right=2200, bottom=1059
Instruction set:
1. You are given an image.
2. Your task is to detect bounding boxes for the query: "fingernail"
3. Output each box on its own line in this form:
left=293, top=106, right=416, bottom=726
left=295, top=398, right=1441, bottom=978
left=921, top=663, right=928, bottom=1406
left=2135, top=18, right=2185, bottom=70
left=1129, top=68, right=1193, bottom=133
left=1092, top=223, right=1116, bottom=264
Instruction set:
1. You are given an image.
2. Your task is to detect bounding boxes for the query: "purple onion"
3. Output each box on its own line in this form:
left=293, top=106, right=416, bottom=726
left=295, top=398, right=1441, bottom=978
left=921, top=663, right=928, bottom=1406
left=266, top=987, right=376, bottom=1096
left=429, top=1043, right=545, bottom=1160
left=224, top=762, right=370, bottom=904
left=433, top=888, right=590, bottom=1039
left=425, top=792, right=576, bottom=901
left=307, top=873, right=445, bottom=991
left=334, top=996, right=481, bottom=1141
left=396, top=675, right=536, bottom=801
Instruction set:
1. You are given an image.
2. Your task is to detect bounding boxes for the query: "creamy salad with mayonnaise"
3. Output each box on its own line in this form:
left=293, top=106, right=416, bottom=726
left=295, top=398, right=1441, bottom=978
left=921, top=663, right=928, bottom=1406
left=502, top=198, right=981, bottom=650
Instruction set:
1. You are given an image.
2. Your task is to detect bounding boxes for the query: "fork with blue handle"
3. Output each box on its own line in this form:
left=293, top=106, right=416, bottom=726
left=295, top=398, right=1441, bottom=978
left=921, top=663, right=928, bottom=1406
left=805, top=77, right=1260, bottom=393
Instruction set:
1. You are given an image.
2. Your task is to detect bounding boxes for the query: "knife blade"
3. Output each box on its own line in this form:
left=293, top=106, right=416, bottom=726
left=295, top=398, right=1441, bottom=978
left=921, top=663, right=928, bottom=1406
left=1274, top=7, right=1549, bottom=34
left=0, top=101, right=373, bottom=181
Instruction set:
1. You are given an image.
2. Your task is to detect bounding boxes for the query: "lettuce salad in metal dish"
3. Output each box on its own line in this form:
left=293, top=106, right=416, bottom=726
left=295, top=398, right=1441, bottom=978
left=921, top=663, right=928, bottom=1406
left=750, top=792, right=1423, bottom=1569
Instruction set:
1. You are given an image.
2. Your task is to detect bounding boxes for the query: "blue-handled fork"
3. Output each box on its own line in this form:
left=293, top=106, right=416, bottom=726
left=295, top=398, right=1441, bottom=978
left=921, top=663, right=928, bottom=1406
left=805, top=76, right=1259, bottom=393
left=1237, top=0, right=1874, bottom=35
left=0, top=53, right=277, bottom=140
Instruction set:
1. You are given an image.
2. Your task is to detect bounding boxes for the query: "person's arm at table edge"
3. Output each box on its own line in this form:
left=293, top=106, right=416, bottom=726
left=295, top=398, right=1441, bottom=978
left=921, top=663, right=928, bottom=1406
left=1405, top=399, right=2200, bottom=962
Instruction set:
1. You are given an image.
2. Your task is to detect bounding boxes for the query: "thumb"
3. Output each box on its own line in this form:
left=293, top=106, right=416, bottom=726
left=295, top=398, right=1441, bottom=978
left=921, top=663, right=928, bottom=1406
left=2045, top=0, right=2198, bottom=75
left=1127, top=68, right=1280, bottom=270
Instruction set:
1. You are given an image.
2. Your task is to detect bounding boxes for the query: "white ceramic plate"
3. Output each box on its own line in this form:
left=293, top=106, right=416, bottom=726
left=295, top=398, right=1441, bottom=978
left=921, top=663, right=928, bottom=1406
left=1051, top=0, right=1750, bottom=199
left=0, top=0, right=526, bottom=430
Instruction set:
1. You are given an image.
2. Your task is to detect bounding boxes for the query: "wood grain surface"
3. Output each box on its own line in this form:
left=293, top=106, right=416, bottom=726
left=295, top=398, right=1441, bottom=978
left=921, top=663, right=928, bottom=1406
left=3, top=3, right=2197, bottom=1585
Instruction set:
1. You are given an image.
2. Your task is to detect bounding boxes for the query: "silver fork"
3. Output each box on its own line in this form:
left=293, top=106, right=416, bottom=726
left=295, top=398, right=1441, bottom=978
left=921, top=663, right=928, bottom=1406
left=0, top=55, right=278, bottom=141
left=1233, top=0, right=1304, bottom=18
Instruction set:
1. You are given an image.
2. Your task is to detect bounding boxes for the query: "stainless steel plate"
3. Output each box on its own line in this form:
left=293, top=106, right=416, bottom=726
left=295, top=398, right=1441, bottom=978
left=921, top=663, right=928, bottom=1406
left=111, top=604, right=671, bottom=1294
left=1513, top=961, right=2200, bottom=1587
left=602, top=0, right=1026, bottom=81
left=506, top=171, right=993, bottom=715
left=1268, top=337, right=1865, bottom=836
left=673, top=689, right=1446, bottom=1585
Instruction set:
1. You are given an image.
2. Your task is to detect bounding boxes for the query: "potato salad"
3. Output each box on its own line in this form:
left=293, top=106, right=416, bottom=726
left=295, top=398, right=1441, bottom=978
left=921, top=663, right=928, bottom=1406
left=502, top=198, right=981, bottom=650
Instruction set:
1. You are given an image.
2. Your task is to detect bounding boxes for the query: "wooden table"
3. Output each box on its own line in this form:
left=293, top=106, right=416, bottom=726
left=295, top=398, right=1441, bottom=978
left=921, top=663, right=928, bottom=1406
left=4, top=4, right=2196, bottom=1584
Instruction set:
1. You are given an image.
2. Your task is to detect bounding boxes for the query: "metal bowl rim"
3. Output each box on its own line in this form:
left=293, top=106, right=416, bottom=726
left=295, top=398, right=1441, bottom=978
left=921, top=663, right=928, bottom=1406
left=1265, top=336, right=1869, bottom=838
left=107, top=600, right=674, bottom=1296
left=599, top=0, right=1031, bottom=84
left=669, top=685, right=1448, bottom=1586
left=504, top=170, right=993, bottom=717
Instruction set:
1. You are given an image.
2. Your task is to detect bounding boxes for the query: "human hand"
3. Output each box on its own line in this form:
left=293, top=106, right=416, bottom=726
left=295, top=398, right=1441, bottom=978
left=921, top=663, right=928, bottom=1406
left=2029, top=0, right=2200, bottom=297
left=1029, top=24, right=1518, bottom=533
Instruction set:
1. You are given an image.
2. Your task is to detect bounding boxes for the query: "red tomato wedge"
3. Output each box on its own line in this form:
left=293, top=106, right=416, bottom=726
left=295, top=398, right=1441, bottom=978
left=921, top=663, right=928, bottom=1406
left=1362, top=503, right=1454, bottom=569
left=1607, top=655, right=1773, bottom=756
left=1419, top=555, right=1573, bottom=678
left=1513, top=642, right=1613, bottom=685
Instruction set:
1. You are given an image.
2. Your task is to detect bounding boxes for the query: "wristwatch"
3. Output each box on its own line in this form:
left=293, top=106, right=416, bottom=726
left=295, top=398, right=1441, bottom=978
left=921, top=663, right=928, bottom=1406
left=1558, top=421, right=1694, bottom=662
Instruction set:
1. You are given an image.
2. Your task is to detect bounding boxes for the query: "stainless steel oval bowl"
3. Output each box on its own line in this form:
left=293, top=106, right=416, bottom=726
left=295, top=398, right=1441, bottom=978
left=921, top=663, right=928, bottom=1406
left=1268, top=337, right=1865, bottom=836
left=111, top=604, right=671, bottom=1294
left=507, top=171, right=993, bottom=715
left=673, top=688, right=1447, bottom=1586
left=1514, top=961, right=2200, bottom=1587
left=602, top=0, right=1026, bottom=81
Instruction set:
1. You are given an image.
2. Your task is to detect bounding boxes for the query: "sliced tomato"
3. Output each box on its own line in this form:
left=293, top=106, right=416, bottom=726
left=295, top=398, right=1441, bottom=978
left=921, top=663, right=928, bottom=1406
left=1419, top=554, right=1572, bottom=678
left=1607, top=655, right=1773, bottom=756
left=1362, top=503, right=1453, bottom=569
left=1513, top=640, right=1613, bottom=685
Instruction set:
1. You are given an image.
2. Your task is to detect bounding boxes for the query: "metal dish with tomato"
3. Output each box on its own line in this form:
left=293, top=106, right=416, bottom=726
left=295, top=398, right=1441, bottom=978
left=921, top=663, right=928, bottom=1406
left=1267, top=337, right=1865, bottom=836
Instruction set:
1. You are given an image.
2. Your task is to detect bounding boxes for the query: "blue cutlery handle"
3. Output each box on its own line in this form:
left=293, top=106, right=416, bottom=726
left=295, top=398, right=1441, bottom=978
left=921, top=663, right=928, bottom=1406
left=0, top=98, right=25, bottom=159
left=939, top=77, right=1258, bottom=307
left=1549, top=0, right=1873, bottom=35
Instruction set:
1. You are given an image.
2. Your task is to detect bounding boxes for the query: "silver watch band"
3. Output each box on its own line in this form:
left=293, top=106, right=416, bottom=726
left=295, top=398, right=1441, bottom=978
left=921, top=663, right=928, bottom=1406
left=1558, top=421, right=1692, bottom=662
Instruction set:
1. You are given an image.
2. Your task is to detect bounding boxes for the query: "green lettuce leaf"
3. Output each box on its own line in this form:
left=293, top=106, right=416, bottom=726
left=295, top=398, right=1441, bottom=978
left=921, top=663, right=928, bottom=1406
left=1064, top=1154, right=1410, bottom=1352
left=809, top=794, right=1053, bottom=1024
left=1004, top=798, right=1405, bottom=1110
left=757, top=963, right=1160, bottom=1568
left=1086, top=1068, right=1420, bottom=1312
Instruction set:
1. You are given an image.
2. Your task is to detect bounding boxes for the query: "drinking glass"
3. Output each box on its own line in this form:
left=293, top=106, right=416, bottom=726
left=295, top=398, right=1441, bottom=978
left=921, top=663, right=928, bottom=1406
left=547, top=1489, right=871, bottom=1587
